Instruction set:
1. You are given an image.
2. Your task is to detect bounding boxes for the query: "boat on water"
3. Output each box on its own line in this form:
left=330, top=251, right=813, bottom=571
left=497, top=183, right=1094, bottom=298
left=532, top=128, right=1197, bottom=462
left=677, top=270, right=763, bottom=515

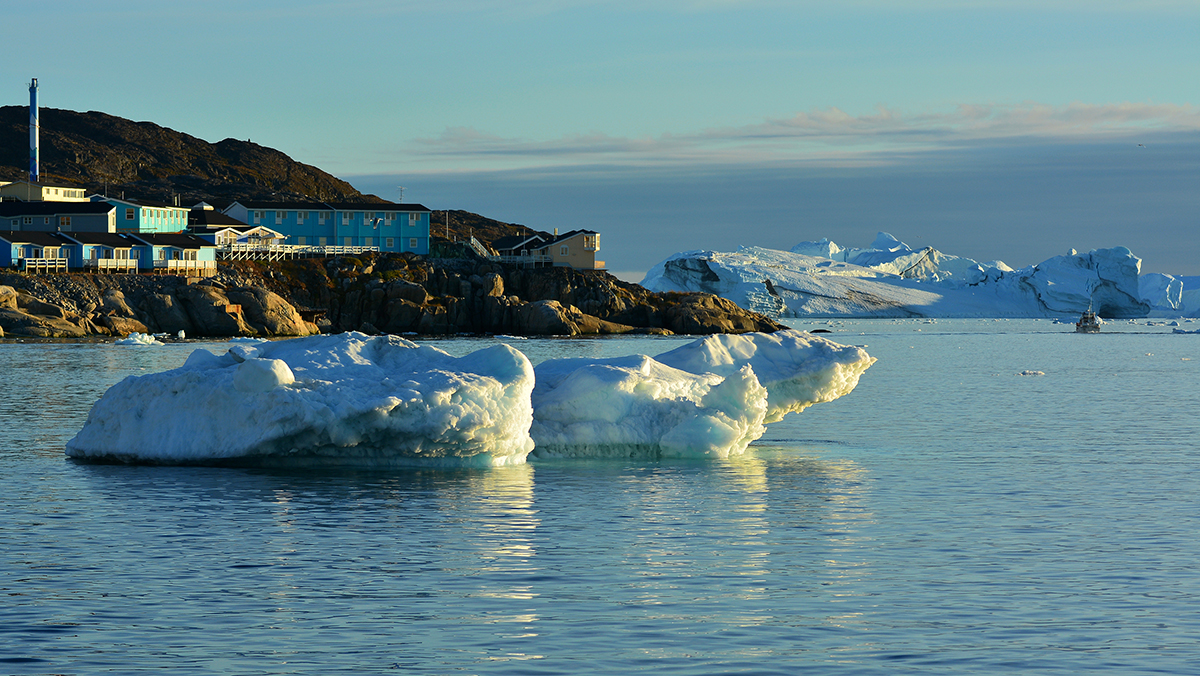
left=1076, top=310, right=1101, bottom=333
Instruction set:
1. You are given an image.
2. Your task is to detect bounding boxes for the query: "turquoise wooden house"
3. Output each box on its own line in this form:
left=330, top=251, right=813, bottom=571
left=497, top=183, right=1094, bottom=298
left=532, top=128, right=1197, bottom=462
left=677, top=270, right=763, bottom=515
left=0, top=230, right=72, bottom=271
left=58, top=232, right=139, bottom=272
left=223, top=200, right=431, bottom=255
left=96, top=197, right=190, bottom=234
left=126, top=233, right=217, bottom=274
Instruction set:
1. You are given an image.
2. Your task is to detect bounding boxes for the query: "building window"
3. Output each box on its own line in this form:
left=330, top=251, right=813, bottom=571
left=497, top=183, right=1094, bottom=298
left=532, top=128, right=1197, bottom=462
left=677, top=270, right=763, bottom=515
left=297, top=236, right=306, bottom=245
left=344, top=237, right=353, bottom=246
left=364, top=237, right=374, bottom=246
left=298, top=211, right=307, bottom=222
left=341, top=213, right=349, bottom=225
left=253, top=211, right=262, bottom=224
left=59, top=216, right=71, bottom=227
left=385, top=213, right=395, bottom=223
left=131, top=250, right=140, bottom=260
left=318, top=212, right=327, bottom=224
left=561, top=245, right=569, bottom=255
left=385, top=237, right=394, bottom=249
left=318, top=237, right=327, bottom=246
left=409, top=213, right=419, bottom=226
left=126, top=209, right=135, bottom=220
left=409, top=238, right=418, bottom=249
left=23, top=217, right=32, bottom=225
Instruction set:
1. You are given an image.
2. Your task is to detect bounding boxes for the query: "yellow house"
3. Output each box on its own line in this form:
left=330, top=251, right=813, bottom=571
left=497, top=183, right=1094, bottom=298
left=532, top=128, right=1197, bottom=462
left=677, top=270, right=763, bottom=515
left=546, top=229, right=603, bottom=270
left=0, top=181, right=89, bottom=202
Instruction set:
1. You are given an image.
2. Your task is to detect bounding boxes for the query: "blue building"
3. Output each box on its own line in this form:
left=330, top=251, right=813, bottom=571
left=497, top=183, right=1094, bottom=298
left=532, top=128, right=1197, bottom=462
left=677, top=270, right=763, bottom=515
left=57, top=232, right=139, bottom=272
left=126, top=233, right=217, bottom=274
left=223, top=200, right=431, bottom=255
left=95, top=197, right=190, bottom=234
left=0, top=230, right=71, bottom=271
left=0, top=201, right=117, bottom=233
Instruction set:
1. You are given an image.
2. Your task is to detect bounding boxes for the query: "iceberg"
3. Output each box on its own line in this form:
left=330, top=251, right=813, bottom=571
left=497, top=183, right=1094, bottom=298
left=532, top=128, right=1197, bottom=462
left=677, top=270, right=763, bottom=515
left=642, top=233, right=1158, bottom=319
left=68, top=330, right=874, bottom=466
left=66, top=332, right=536, bottom=467
left=529, top=330, right=875, bottom=459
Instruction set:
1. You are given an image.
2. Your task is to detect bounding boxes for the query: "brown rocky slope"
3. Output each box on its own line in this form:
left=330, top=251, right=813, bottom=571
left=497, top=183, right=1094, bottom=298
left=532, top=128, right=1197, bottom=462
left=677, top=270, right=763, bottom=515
left=0, top=254, right=782, bottom=339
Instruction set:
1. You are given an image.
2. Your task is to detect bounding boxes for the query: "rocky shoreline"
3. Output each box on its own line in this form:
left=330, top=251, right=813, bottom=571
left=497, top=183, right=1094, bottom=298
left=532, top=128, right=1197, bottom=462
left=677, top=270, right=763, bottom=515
left=0, top=253, right=783, bottom=339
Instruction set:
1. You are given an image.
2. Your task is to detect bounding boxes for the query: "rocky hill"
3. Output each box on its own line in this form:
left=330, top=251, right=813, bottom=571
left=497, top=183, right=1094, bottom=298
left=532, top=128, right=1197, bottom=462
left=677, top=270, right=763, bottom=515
left=0, top=254, right=783, bottom=339
left=0, top=106, right=379, bottom=205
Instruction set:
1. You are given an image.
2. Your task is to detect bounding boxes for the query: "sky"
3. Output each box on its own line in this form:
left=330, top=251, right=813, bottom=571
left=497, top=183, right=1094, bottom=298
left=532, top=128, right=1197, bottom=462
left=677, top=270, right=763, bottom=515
left=6, top=0, right=1198, bottom=280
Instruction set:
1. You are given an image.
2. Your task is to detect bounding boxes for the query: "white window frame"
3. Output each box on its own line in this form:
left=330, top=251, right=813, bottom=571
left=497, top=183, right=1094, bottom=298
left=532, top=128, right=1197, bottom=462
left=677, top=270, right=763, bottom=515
left=385, top=237, right=395, bottom=249
left=409, top=238, right=418, bottom=249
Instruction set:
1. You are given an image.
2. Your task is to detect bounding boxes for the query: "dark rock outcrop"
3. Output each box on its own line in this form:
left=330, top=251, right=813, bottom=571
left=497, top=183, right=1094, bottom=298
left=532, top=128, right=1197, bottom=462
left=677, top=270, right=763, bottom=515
left=220, top=253, right=782, bottom=337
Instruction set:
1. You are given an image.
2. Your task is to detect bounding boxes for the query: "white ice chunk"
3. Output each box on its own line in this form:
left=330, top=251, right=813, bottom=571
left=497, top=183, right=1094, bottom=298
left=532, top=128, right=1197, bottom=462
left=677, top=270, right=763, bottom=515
left=115, top=332, right=163, bottom=346
left=67, top=332, right=536, bottom=467
left=529, top=330, right=873, bottom=459
left=529, top=355, right=766, bottom=459
left=655, top=329, right=877, bottom=423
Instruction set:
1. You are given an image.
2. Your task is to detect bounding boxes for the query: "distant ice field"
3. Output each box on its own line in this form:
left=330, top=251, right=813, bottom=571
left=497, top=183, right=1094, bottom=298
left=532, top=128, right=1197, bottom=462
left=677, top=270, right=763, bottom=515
left=2, top=322, right=1199, bottom=675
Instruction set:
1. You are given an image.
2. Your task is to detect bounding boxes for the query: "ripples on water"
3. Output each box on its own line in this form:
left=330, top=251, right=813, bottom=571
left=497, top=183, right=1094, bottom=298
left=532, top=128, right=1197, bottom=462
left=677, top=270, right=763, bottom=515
left=2, top=321, right=1198, bottom=674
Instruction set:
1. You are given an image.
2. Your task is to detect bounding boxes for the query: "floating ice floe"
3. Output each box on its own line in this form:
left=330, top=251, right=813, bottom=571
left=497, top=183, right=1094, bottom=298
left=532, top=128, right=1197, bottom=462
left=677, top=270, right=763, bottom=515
left=67, top=332, right=536, bottom=467
left=115, top=332, right=164, bottom=346
left=529, top=330, right=875, bottom=459
left=68, top=329, right=874, bottom=466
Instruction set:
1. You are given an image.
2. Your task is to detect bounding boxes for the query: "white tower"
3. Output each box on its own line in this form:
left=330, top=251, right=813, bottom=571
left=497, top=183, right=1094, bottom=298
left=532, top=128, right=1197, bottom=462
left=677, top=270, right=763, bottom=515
left=29, top=78, right=40, bottom=183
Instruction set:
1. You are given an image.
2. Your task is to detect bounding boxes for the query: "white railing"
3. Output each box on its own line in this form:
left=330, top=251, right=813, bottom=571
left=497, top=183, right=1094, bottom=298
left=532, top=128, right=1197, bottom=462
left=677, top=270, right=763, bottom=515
left=83, top=258, right=139, bottom=271
left=491, top=254, right=553, bottom=266
left=152, top=260, right=217, bottom=271
left=19, top=258, right=69, bottom=272
left=217, top=243, right=380, bottom=260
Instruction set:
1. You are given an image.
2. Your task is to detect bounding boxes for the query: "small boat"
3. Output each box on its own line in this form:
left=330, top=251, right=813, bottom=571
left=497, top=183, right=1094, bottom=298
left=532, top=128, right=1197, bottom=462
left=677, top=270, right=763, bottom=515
left=1075, top=310, right=1101, bottom=333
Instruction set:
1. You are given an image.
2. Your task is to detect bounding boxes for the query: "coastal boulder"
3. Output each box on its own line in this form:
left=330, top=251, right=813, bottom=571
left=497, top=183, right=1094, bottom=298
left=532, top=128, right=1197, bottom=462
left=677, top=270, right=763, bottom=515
left=663, top=293, right=782, bottom=335
left=0, top=306, right=91, bottom=338
left=100, top=289, right=137, bottom=319
left=227, top=286, right=314, bottom=336
left=142, top=293, right=196, bottom=335
left=385, top=279, right=428, bottom=305
left=176, top=284, right=254, bottom=337
left=0, top=285, right=17, bottom=310
left=97, top=315, right=151, bottom=336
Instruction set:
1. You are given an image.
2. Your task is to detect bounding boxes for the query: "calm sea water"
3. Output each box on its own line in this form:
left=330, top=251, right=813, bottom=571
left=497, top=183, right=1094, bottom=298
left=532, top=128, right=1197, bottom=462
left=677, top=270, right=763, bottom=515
left=2, top=319, right=1199, bottom=675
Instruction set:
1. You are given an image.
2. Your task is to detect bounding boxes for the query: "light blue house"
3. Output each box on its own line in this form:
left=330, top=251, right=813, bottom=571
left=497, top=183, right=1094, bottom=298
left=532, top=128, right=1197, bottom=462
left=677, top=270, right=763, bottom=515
left=126, top=233, right=217, bottom=274
left=95, top=197, right=190, bottom=234
left=223, top=200, right=431, bottom=255
left=0, top=230, right=72, bottom=271
left=57, top=232, right=139, bottom=272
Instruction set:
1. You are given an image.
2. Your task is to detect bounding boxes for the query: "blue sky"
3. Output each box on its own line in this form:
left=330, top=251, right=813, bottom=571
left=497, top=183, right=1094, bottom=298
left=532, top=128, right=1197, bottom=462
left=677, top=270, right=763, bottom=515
left=7, top=0, right=1199, bottom=279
